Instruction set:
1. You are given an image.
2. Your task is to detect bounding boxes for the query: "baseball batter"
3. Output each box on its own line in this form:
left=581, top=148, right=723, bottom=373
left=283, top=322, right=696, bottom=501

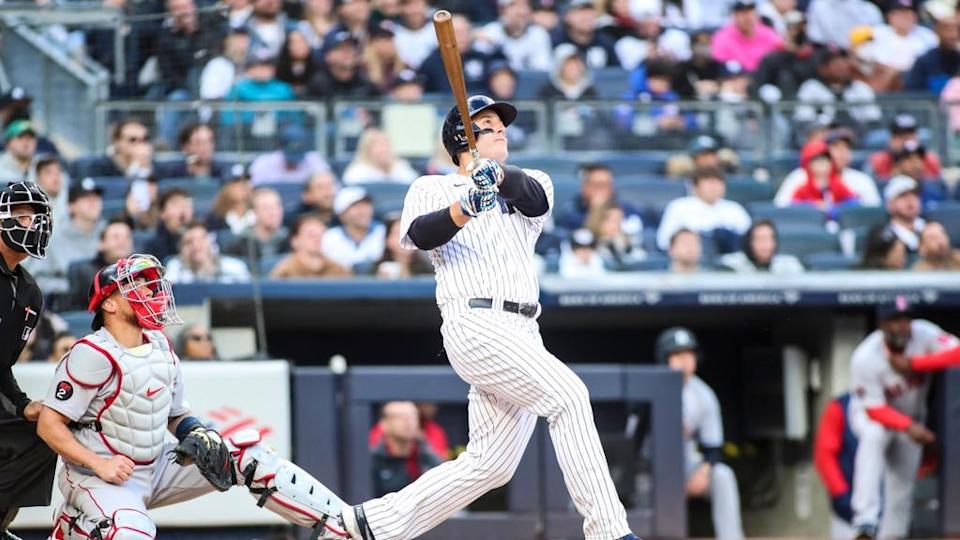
left=848, top=297, right=958, bottom=539
left=37, top=254, right=353, bottom=539
left=655, top=327, right=744, bottom=540
left=302, top=96, right=637, bottom=540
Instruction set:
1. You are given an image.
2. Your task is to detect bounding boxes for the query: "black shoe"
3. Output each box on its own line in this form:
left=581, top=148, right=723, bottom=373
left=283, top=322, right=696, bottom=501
left=616, top=535, right=640, bottom=540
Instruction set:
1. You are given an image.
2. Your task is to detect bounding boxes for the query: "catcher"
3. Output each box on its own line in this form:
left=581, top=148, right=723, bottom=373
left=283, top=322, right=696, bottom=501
left=37, top=254, right=347, bottom=539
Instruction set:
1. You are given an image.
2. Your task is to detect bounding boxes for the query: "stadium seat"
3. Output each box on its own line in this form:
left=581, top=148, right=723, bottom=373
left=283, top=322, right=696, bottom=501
left=514, top=70, right=550, bottom=100
left=592, top=68, right=631, bottom=99
left=259, top=182, right=303, bottom=206
left=621, top=252, right=670, bottom=271
left=748, top=202, right=826, bottom=229
left=804, top=251, right=858, bottom=271
left=725, top=180, right=772, bottom=206
left=90, top=176, right=130, bottom=202
left=616, top=179, right=686, bottom=209
left=331, top=158, right=351, bottom=179
left=159, top=177, right=222, bottom=201
left=101, top=199, right=127, bottom=220
left=59, top=310, right=92, bottom=338
left=837, top=205, right=887, bottom=231
left=603, top=154, right=667, bottom=176
left=510, top=156, right=579, bottom=177
left=69, top=156, right=107, bottom=180
left=258, top=254, right=286, bottom=276
left=362, top=182, right=411, bottom=219
left=926, top=203, right=960, bottom=248
left=132, top=230, right=154, bottom=253
left=778, top=229, right=840, bottom=258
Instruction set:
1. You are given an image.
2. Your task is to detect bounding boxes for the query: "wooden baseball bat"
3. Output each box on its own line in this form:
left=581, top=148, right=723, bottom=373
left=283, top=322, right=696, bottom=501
left=433, top=10, right=480, bottom=165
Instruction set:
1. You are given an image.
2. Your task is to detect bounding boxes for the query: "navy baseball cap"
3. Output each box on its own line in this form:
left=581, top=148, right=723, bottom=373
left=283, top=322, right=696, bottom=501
left=689, top=135, right=720, bottom=155
left=876, top=295, right=914, bottom=321
left=890, top=113, right=919, bottom=134
left=68, top=177, right=104, bottom=202
left=322, top=31, right=359, bottom=56
left=280, top=124, right=309, bottom=164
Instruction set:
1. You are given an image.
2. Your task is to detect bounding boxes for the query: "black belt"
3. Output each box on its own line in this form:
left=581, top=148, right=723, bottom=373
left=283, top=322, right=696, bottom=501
left=468, top=298, right=538, bottom=318
left=69, top=420, right=102, bottom=432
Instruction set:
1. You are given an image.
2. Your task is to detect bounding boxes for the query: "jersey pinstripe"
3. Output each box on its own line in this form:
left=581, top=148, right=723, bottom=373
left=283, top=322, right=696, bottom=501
left=398, top=169, right=554, bottom=306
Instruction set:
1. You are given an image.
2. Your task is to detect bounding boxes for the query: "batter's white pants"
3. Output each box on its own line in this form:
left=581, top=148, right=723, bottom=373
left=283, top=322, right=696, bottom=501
left=850, top=416, right=922, bottom=538
left=53, top=442, right=215, bottom=538
left=361, top=305, right=631, bottom=540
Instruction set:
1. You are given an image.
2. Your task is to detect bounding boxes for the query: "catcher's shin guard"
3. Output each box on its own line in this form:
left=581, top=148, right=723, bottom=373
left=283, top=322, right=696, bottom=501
left=229, top=430, right=355, bottom=538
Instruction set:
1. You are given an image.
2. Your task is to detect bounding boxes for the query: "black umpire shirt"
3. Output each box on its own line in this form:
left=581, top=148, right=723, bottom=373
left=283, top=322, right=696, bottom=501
left=0, top=254, right=43, bottom=420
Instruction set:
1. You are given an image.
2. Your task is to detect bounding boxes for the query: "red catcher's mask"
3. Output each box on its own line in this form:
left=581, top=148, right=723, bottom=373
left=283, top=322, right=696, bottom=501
left=88, top=254, right=182, bottom=331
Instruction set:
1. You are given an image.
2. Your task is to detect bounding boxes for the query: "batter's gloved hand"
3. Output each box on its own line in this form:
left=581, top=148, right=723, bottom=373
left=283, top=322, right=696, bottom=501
left=469, top=158, right=504, bottom=191
left=171, top=427, right=236, bottom=492
left=460, top=188, right=498, bottom=218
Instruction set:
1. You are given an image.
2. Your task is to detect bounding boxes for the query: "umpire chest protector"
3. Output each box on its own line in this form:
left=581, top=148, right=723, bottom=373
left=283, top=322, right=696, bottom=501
left=67, top=328, right=178, bottom=464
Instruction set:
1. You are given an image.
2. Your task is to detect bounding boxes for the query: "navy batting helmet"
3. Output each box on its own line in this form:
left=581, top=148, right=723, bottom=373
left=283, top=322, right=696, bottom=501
left=654, top=327, right=699, bottom=364
left=441, top=95, right=517, bottom=165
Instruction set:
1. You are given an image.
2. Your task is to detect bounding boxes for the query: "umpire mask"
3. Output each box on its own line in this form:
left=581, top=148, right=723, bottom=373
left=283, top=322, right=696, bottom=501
left=0, top=181, right=53, bottom=259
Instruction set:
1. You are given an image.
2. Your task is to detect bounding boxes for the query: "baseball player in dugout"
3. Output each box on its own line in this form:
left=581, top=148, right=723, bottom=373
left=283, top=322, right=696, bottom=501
left=655, top=327, right=744, bottom=540
left=848, top=296, right=958, bottom=540
left=0, top=181, right=57, bottom=540
left=36, top=253, right=359, bottom=539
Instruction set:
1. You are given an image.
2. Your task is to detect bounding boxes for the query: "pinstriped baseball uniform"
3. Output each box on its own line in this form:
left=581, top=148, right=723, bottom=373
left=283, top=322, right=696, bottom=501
left=356, top=169, right=631, bottom=540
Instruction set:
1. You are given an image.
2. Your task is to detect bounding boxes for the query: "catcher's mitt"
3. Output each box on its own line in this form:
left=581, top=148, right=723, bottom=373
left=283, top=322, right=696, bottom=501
left=171, top=427, right=235, bottom=492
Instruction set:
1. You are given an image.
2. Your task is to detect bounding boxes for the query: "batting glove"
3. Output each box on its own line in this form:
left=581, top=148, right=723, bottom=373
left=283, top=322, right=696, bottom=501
left=460, top=188, right=498, bottom=217
left=470, top=158, right=504, bottom=191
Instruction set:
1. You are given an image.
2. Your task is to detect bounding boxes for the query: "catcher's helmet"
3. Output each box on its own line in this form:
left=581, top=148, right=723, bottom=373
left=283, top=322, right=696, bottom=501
left=88, top=254, right=182, bottom=331
left=654, top=327, right=699, bottom=364
left=0, top=181, right=52, bottom=259
left=441, top=95, right=517, bottom=165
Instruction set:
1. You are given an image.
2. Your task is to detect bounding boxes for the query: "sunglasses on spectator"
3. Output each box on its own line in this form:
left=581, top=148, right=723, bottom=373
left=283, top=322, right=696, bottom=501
left=125, top=135, right=148, bottom=143
left=187, top=333, right=212, bottom=342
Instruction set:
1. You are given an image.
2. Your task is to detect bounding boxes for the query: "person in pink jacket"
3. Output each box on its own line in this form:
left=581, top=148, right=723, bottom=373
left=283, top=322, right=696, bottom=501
left=710, top=0, right=783, bottom=72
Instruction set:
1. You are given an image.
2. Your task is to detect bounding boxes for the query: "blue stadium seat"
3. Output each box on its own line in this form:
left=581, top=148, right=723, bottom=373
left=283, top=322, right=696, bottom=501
left=592, top=68, right=631, bottom=99
left=748, top=202, right=826, bottom=228
left=621, top=252, right=669, bottom=271
left=837, top=205, right=887, bottom=231
left=331, top=158, right=351, bottom=179
left=515, top=70, right=550, bottom=100
left=90, top=176, right=130, bottom=202
left=725, top=180, right=772, bottom=206
left=778, top=229, right=840, bottom=258
left=70, top=156, right=107, bottom=180
left=102, top=199, right=127, bottom=220
left=258, top=254, right=286, bottom=276
left=616, top=179, right=686, bottom=208
left=362, top=182, right=411, bottom=219
left=132, top=230, right=153, bottom=253
left=926, top=203, right=960, bottom=248
left=804, top=251, right=858, bottom=271
left=259, top=182, right=303, bottom=205
left=511, top=156, right=579, bottom=177
left=603, top=154, right=666, bottom=176
left=59, top=310, right=92, bottom=338
left=159, top=177, right=222, bottom=201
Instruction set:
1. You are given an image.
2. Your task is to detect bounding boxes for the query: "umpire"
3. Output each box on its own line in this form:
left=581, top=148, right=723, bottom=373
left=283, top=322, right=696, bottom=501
left=0, top=182, right=57, bottom=540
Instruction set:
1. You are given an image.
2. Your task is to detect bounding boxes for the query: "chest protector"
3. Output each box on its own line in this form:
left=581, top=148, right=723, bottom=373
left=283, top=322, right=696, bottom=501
left=69, top=328, right=178, bottom=464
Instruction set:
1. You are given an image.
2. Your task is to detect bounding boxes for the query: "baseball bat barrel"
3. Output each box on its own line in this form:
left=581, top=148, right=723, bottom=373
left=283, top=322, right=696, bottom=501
left=433, top=10, right=478, bottom=157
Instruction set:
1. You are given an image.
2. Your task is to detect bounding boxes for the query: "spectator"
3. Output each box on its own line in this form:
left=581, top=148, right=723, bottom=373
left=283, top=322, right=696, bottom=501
left=867, top=114, right=941, bottom=180
left=323, top=186, right=386, bottom=270
left=332, top=0, right=373, bottom=40
left=614, top=8, right=691, bottom=70
left=668, top=228, right=703, bottom=272
left=389, top=69, right=427, bottom=102
left=270, top=213, right=351, bottom=278
left=867, top=0, right=937, bottom=74
left=371, top=0, right=401, bottom=28
left=558, top=227, right=607, bottom=277
left=487, top=60, right=519, bottom=101
left=719, top=220, right=805, bottom=273
left=286, top=171, right=338, bottom=227
left=86, top=118, right=155, bottom=178
left=306, top=30, right=380, bottom=97
left=913, top=221, right=960, bottom=270
left=904, top=10, right=959, bottom=94
left=0, top=120, right=37, bottom=181
left=249, top=123, right=332, bottom=184
left=32, top=155, right=68, bottom=224
left=531, top=0, right=561, bottom=31
left=276, top=29, right=317, bottom=94
left=242, top=0, right=288, bottom=58
left=795, top=48, right=882, bottom=127
left=393, top=0, right=436, bottom=69
left=123, top=176, right=161, bottom=230
left=774, top=140, right=877, bottom=216
left=343, top=128, right=419, bottom=184
left=199, top=29, right=252, bottom=100
left=225, top=49, right=297, bottom=107
left=374, top=217, right=433, bottom=278
left=165, top=221, right=251, bottom=283
left=207, top=164, right=255, bottom=233
left=225, top=0, right=253, bottom=28
left=165, top=123, right=224, bottom=179
left=64, top=219, right=134, bottom=312
left=369, top=402, right=450, bottom=457
left=586, top=202, right=645, bottom=269
left=890, top=141, right=944, bottom=203
left=47, top=332, right=77, bottom=363
left=860, top=224, right=908, bottom=269
left=538, top=44, right=598, bottom=99
left=369, top=401, right=444, bottom=498
left=556, top=162, right=640, bottom=230
left=155, top=0, right=225, bottom=97
left=297, top=0, right=338, bottom=49
left=824, top=129, right=881, bottom=203
left=628, top=0, right=721, bottom=31
left=364, top=22, right=406, bottom=94
left=419, top=14, right=506, bottom=93
left=0, top=87, right=58, bottom=156
left=657, top=167, right=751, bottom=254
left=673, top=30, right=726, bottom=100
left=224, top=187, right=289, bottom=260
left=757, top=0, right=796, bottom=39
left=806, top=0, right=882, bottom=48
left=145, top=188, right=194, bottom=263
left=550, top=0, right=620, bottom=69
left=24, top=178, right=105, bottom=294
left=624, top=58, right=690, bottom=131
left=479, top=0, right=553, bottom=71
left=883, top=175, right=925, bottom=254
left=750, top=10, right=817, bottom=102
left=175, top=323, right=219, bottom=360
left=686, top=135, right=722, bottom=171
left=709, top=0, right=782, bottom=73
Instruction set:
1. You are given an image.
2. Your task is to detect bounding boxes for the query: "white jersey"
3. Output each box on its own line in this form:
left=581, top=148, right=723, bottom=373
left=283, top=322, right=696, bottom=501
left=849, top=319, right=958, bottom=422
left=398, top=170, right=554, bottom=309
left=682, top=375, right=724, bottom=467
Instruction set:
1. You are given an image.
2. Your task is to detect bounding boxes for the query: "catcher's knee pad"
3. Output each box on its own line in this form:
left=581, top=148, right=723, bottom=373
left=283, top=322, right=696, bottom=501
left=230, top=429, right=349, bottom=534
left=56, top=508, right=156, bottom=540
